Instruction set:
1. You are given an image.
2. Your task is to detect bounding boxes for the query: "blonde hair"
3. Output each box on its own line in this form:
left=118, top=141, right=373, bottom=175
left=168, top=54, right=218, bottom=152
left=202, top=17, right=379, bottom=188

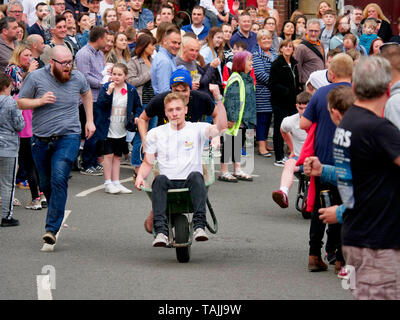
left=363, top=18, right=378, bottom=30
left=329, top=53, right=353, bottom=78
left=257, top=29, right=273, bottom=42
left=114, top=0, right=127, bottom=19
left=363, top=3, right=390, bottom=23
left=8, top=43, right=30, bottom=68
left=316, top=1, right=332, bottom=19
left=164, top=92, right=186, bottom=107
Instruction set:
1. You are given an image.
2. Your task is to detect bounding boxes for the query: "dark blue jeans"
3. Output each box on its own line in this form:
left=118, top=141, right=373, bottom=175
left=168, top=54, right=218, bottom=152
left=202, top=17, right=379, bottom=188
left=32, top=134, right=80, bottom=234
left=256, top=111, right=272, bottom=142
left=81, top=101, right=100, bottom=170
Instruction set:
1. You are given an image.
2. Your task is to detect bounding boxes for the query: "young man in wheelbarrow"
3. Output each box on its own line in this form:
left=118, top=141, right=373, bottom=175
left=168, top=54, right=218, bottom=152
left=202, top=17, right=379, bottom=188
left=134, top=91, right=228, bottom=247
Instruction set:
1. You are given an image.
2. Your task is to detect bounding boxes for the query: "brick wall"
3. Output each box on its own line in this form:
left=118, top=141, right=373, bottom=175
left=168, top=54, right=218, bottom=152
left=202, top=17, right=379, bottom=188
left=274, top=0, right=290, bottom=31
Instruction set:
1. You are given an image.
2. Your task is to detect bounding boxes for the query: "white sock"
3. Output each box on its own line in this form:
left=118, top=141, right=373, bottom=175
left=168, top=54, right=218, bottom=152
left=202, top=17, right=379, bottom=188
left=112, top=180, right=120, bottom=186
left=104, top=180, right=112, bottom=185
left=280, top=187, right=289, bottom=196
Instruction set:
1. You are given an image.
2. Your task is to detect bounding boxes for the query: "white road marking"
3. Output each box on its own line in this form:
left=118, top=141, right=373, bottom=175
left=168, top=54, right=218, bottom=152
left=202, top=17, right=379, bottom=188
left=75, top=177, right=132, bottom=197
left=36, top=275, right=53, bottom=300
left=41, top=210, right=71, bottom=252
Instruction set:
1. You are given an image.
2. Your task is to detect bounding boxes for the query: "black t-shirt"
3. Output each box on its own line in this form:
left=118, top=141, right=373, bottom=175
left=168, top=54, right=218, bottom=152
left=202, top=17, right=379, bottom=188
left=145, top=90, right=215, bottom=126
left=334, top=105, right=400, bottom=249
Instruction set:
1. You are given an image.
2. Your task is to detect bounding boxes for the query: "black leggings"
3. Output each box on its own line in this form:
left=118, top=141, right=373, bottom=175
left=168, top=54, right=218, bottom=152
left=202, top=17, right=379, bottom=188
left=19, top=137, right=40, bottom=200
left=272, top=105, right=296, bottom=161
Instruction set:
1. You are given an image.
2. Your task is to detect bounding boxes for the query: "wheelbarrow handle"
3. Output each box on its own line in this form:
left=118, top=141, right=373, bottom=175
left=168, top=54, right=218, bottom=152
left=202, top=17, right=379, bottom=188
left=206, top=197, right=218, bottom=234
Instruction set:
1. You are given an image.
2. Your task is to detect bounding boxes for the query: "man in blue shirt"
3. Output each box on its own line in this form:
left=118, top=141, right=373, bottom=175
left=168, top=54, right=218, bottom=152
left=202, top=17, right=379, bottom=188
left=229, top=12, right=257, bottom=53
left=151, top=25, right=181, bottom=95
left=75, top=26, right=106, bottom=176
left=300, top=53, right=353, bottom=273
left=130, top=0, right=154, bottom=31
left=182, top=5, right=210, bottom=41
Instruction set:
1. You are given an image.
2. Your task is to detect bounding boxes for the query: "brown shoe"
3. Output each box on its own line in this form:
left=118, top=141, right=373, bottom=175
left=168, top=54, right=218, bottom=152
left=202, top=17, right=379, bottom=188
left=334, top=260, right=344, bottom=274
left=144, top=210, right=154, bottom=234
left=42, top=231, right=56, bottom=245
left=308, top=255, right=328, bottom=272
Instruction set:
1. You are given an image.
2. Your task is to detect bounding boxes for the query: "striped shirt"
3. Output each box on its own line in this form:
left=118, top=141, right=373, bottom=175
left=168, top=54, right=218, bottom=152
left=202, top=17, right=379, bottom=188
left=252, top=44, right=277, bottom=113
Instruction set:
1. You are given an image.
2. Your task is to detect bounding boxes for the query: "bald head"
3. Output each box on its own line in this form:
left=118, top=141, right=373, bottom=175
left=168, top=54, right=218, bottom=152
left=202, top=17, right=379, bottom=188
left=26, top=34, right=45, bottom=56
left=181, top=37, right=200, bottom=62
left=120, top=11, right=134, bottom=28
left=50, top=45, right=73, bottom=82
left=50, top=45, right=72, bottom=61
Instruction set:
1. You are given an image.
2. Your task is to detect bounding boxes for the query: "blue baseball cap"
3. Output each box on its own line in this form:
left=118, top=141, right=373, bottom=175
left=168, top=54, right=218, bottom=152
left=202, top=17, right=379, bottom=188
left=170, top=67, right=192, bottom=89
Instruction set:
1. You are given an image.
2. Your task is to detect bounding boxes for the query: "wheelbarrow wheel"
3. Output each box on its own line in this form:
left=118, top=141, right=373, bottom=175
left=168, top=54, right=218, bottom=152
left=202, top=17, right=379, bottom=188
left=174, top=215, right=191, bottom=263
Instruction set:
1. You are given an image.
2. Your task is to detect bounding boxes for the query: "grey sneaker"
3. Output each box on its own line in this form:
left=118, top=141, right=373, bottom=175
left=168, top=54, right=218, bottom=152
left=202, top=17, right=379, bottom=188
left=152, top=233, right=168, bottom=247
left=194, top=228, right=209, bottom=241
left=80, top=167, right=103, bottom=176
left=25, top=198, right=42, bottom=210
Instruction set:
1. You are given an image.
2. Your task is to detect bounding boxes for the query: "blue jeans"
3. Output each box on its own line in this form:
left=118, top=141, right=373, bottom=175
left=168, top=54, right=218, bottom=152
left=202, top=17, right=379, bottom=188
left=32, top=134, right=80, bottom=234
left=131, top=115, right=157, bottom=167
left=256, top=112, right=272, bottom=142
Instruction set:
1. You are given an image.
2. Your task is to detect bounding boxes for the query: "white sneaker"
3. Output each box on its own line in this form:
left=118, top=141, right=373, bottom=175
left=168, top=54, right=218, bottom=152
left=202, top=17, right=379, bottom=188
left=114, top=183, right=132, bottom=194
left=194, top=228, right=208, bottom=241
left=152, top=233, right=168, bottom=247
left=25, top=198, right=42, bottom=210
left=105, top=183, right=121, bottom=194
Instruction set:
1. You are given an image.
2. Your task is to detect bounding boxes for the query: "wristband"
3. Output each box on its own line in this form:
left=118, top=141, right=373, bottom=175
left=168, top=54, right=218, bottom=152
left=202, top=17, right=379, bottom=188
left=215, top=96, right=223, bottom=103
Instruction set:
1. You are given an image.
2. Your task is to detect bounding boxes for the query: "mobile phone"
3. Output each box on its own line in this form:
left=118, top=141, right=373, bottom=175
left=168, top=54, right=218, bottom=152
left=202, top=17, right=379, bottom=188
left=89, top=13, right=96, bottom=21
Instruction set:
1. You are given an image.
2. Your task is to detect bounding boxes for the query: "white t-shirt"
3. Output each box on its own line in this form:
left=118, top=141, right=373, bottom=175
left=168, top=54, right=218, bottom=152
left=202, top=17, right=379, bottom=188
left=280, top=113, right=307, bottom=157
left=99, top=1, right=115, bottom=17
left=145, top=121, right=211, bottom=180
left=199, top=0, right=229, bottom=15
left=108, top=85, right=128, bottom=138
left=191, top=25, right=204, bottom=37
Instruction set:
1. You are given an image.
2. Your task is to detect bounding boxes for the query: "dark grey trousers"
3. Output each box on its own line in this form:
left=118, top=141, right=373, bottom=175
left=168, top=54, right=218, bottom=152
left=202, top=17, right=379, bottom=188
left=0, top=157, right=18, bottom=219
left=151, top=172, right=207, bottom=236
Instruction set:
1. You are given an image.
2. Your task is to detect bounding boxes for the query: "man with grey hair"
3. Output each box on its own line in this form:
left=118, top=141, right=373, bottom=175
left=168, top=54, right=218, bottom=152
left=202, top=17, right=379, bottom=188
left=334, top=56, right=400, bottom=299
left=294, top=18, right=325, bottom=88
left=6, top=0, right=24, bottom=23
left=17, top=45, right=95, bottom=246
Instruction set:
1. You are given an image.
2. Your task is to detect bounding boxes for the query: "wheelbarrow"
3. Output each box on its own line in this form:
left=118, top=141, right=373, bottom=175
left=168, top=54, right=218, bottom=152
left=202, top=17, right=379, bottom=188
left=140, top=151, right=218, bottom=263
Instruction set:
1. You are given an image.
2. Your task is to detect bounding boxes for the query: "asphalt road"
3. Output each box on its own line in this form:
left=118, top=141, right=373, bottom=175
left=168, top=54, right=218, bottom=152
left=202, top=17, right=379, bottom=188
left=0, top=148, right=352, bottom=300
